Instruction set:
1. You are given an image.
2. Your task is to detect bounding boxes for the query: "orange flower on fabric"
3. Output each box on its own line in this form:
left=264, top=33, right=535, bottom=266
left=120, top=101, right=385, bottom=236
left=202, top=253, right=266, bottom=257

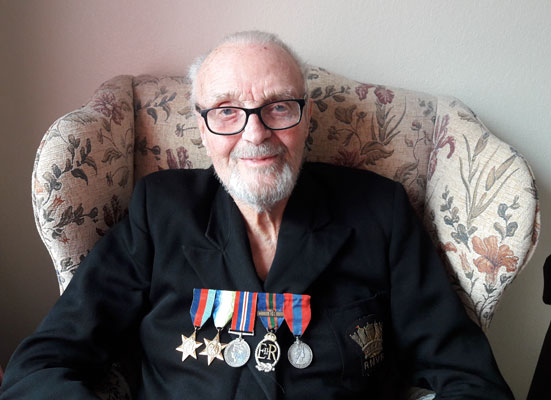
left=459, top=252, right=472, bottom=276
left=440, top=241, right=458, bottom=253
left=51, top=195, right=64, bottom=209
left=472, top=235, right=518, bottom=285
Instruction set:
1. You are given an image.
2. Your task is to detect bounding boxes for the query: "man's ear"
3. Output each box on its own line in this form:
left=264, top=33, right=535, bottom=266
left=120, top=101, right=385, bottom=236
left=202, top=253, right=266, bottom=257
left=197, top=116, right=211, bottom=156
left=304, top=98, right=314, bottom=135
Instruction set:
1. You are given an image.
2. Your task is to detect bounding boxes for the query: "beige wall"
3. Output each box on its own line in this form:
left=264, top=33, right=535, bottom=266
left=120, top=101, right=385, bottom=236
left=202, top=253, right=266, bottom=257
left=1, top=0, right=549, bottom=397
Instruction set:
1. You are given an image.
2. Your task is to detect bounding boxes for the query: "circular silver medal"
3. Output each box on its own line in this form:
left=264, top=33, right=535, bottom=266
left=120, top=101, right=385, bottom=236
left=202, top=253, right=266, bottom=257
left=224, top=337, right=251, bottom=368
left=288, top=338, right=313, bottom=369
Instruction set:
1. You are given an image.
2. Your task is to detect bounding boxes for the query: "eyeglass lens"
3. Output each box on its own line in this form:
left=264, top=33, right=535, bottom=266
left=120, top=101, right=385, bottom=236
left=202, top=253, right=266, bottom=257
left=206, top=100, right=302, bottom=134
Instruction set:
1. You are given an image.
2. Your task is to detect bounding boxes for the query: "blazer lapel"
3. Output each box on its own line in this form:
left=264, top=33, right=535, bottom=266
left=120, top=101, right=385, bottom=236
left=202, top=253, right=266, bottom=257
left=181, top=185, right=263, bottom=293
left=264, top=167, right=352, bottom=294
left=181, top=184, right=279, bottom=398
left=182, top=167, right=352, bottom=294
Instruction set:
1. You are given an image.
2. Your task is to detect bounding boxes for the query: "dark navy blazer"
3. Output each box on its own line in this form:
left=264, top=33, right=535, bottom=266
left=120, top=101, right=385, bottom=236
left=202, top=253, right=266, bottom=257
left=0, top=163, right=513, bottom=399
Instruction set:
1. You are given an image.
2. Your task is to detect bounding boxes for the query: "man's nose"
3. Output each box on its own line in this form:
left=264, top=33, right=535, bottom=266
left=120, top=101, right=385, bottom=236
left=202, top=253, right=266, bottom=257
left=241, top=114, right=272, bottom=144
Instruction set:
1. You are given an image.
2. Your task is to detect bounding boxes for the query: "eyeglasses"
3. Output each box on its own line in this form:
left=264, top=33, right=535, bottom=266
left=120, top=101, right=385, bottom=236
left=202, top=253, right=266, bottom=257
left=196, top=99, right=306, bottom=135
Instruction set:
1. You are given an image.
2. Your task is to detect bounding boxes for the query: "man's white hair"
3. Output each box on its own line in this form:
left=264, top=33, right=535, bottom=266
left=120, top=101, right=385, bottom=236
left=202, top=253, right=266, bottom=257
left=188, top=30, right=309, bottom=105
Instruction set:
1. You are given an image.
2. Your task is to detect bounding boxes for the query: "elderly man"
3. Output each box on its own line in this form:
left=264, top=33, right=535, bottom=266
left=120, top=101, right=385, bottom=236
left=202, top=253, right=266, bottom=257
left=0, top=31, right=513, bottom=399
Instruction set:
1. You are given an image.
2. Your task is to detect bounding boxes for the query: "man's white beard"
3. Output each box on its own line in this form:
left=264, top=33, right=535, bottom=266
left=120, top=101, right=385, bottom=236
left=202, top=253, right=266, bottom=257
left=217, top=141, right=300, bottom=212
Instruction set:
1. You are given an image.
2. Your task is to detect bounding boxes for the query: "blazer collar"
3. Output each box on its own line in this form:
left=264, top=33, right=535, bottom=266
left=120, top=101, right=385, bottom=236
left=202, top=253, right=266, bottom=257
left=182, top=165, right=351, bottom=294
left=263, top=166, right=351, bottom=293
left=182, top=182, right=264, bottom=293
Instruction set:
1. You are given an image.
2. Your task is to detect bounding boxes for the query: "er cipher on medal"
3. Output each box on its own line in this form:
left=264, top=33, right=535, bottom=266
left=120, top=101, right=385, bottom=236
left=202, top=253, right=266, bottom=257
left=255, top=293, right=285, bottom=372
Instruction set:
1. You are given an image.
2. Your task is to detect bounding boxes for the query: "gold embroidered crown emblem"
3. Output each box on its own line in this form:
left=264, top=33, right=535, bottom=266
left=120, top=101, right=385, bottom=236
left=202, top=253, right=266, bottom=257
left=350, top=321, right=383, bottom=358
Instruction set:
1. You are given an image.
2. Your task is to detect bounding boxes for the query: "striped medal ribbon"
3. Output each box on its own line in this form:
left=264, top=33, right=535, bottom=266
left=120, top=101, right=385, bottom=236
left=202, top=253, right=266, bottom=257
left=190, top=288, right=216, bottom=328
left=224, top=291, right=258, bottom=368
left=283, top=293, right=313, bottom=369
left=199, top=290, right=235, bottom=365
left=255, top=293, right=285, bottom=372
left=175, top=288, right=216, bottom=363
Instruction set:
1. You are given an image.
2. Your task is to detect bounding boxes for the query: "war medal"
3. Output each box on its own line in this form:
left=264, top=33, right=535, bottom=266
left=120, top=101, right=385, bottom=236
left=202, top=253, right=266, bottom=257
left=176, top=288, right=216, bottom=362
left=255, top=293, right=285, bottom=372
left=225, top=291, right=258, bottom=368
left=200, top=290, right=234, bottom=365
left=175, top=331, right=202, bottom=362
left=284, top=293, right=313, bottom=369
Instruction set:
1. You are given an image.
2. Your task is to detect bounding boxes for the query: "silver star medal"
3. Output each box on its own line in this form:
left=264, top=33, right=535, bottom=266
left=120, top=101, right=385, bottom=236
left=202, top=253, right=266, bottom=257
left=199, top=329, right=227, bottom=365
left=176, top=329, right=203, bottom=362
left=180, top=288, right=217, bottom=363
left=199, top=290, right=233, bottom=365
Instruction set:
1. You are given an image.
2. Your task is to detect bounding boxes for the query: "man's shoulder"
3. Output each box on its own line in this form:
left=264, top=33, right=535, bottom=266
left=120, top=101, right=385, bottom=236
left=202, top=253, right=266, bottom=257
left=299, top=162, right=402, bottom=231
left=141, top=167, right=215, bottom=186
left=302, top=162, right=398, bottom=197
left=137, top=167, right=219, bottom=206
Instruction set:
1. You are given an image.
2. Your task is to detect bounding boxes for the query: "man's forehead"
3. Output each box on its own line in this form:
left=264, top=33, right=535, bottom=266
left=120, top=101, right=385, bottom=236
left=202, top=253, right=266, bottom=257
left=201, top=88, right=302, bottom=107
left=206, top=41, right=293, bottom=65
left=196, top=42, right=304, bottom=106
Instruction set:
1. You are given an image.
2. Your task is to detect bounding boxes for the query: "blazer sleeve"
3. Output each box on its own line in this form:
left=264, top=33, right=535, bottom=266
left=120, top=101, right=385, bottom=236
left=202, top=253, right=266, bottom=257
left=388, top=183, right=514, bottom=399
left=0, top=178, right=153, bottom=399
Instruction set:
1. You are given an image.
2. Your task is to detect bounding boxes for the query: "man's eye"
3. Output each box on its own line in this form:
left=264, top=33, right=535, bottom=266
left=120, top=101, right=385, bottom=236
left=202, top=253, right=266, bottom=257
left=266, top=103, right=291, bottom=114
left=274, top=104, right=289, bottom=112
left=216, top=108, right=238, bottom=118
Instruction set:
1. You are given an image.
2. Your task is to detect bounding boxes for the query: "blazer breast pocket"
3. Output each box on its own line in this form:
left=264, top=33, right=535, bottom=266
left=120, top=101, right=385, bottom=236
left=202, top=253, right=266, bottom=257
left=326, top=293, right=392, bottom=391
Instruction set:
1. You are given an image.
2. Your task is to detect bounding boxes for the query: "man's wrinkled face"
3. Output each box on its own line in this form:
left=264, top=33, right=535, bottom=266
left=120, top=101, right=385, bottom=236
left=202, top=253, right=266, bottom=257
left=195, top=43, right=310, bottom=211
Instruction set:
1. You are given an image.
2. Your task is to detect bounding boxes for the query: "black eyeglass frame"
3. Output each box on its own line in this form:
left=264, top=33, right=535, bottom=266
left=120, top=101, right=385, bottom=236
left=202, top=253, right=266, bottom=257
left=195, top=98, right=307, bottom=135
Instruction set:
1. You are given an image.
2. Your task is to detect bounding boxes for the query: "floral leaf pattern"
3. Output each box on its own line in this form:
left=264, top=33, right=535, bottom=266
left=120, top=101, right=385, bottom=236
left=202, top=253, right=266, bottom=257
left=472, top=236, right=518, bottom=285
left=92, top=93, right=129, bottom=125
left=96, top=195, right=128, bottom=237
left=313, top=82, right=407, bottom=171
left=166, top=147, right=193, bottom=170
left=306, top=69, right=431, bottom=212
left=135, top=86, right=177, bottom=124
left=32, top=76, right=136, bottom=295
left=428, top=115, right=456, bottom=180
left=133, top=76, right=210, bottom=180
left=427, top=99, right=539, bottom=329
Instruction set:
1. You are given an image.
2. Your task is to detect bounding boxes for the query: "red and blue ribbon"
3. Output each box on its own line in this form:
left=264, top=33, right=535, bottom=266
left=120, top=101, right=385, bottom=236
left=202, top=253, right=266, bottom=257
left=190, top=288, right=216, bottom=328
left=230, top=291, right=258, bottom=334
left=283, top=293, right=311, bottom=337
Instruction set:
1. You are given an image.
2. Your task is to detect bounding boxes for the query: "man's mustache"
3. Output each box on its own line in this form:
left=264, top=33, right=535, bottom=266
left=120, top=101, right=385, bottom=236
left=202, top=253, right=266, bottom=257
left=230, top=141, right=286, bottom=160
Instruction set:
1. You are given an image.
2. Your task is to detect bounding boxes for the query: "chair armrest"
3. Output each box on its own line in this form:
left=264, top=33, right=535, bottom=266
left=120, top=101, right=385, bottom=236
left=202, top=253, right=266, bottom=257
left=425, top=96, right=540, bottom=330
left=32, top=75, right=135, bottom=293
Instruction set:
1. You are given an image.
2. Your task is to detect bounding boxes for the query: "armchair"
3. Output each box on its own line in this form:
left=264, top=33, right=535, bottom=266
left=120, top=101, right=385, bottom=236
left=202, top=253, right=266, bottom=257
left=31, top=66, right=540, bottom=398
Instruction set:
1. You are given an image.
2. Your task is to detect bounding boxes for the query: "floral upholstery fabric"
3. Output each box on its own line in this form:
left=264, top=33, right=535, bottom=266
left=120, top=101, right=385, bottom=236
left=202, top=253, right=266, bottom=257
left=424, top=97, right=540, bottom=327
left=31, top=66, right=540, bottom=398
left=33, top=77, right=135, bottom=289
left=132, top=75, right=211, bottom=179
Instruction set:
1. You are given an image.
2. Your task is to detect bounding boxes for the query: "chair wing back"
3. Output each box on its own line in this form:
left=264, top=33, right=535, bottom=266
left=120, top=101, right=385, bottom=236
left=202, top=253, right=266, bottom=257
left=32, top=66, right=540, bottom=330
